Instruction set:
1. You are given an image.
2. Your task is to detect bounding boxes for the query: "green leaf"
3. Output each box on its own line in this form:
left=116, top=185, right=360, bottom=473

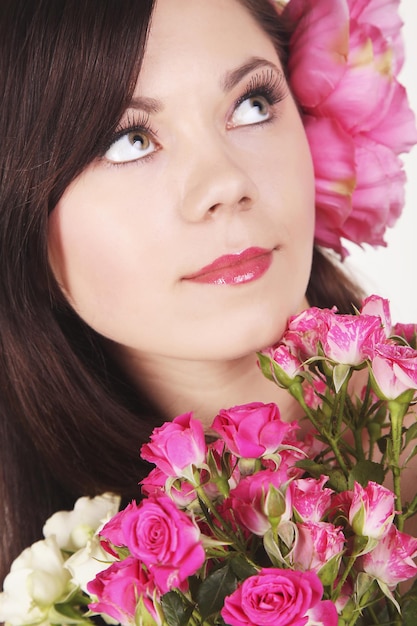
left=348, top=460, right=385, bottom=488
left=295, top=459, right=329, bottom=478
left=229, top=554, right=258, bottom=580
left=376, top=434, right=389, bottom=455
left=161, top=591, right=194, bottom=626
left=326, top=469, right=349, bottom=493
left=48, top=604, right=92, bottom=625
left=402, top=593, right=417, bottom=626
left=405, top=422, right=417, bottom=446
left=135, top=595, right=160, bottom=626
left=197, top=563, right=238, bottom=620
left=404, top=443, right=417, bottom=466
left=317, top=551, right=343, bottom=587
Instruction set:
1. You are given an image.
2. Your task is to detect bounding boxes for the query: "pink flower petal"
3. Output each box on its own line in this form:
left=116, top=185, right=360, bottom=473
left=284, top=0, right=349, bottom=108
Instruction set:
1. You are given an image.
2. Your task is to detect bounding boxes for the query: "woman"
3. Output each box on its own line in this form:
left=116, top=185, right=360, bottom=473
left=0, top=0, right=407, bottom=590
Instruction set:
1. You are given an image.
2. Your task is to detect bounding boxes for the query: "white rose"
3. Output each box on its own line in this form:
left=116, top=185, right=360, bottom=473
left=65, top=532, right=116, bottom=593
left=43, top=492, right=121, bottom=551
left=0, top=536, right=71, bottom=625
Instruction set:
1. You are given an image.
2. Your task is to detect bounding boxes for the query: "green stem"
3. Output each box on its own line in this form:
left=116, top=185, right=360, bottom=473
left=195, top=486, right=256, bottom=564
left=387, top=400, right=409, bottom=530
left=290, top=385, right=350, bottom=477
left=353, top=427, right=366, bottom=463
left=335, top=375, right=350, bottom=435
left=331, top=554, right=358, bottom=601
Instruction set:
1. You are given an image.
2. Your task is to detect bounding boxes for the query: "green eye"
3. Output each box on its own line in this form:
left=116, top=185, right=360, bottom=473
left=105, top=129, right=156, bottom=163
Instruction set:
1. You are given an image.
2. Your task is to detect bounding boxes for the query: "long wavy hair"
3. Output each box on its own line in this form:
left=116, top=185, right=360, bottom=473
left=0, top=0, right=362, bottom=583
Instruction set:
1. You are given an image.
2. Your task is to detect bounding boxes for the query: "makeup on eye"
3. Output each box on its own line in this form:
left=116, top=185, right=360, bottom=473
left=103, top=66, right=289, bottom=164
left=229, top=68, right=288, bottom=128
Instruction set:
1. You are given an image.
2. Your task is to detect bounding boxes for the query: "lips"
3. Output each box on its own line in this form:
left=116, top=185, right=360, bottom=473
left=183, top=247, right=274, bottom=285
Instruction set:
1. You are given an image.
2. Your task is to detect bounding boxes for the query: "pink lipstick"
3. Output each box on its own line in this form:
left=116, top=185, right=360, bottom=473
left=183, top=247, right=273, bottom=285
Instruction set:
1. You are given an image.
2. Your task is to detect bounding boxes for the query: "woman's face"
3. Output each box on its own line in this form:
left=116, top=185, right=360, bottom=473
left=48, top=0, right=315, bottom=362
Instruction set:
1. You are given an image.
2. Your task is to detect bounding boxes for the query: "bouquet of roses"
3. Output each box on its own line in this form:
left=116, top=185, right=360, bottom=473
left=2, top=294, right=417, bottom=626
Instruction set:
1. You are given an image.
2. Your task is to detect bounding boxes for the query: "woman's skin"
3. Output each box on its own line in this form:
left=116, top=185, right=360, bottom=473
left=48, top=0, right=315, bottom=428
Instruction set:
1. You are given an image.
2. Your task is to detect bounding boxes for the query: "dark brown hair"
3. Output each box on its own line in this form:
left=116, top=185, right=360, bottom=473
left=0, top=0, right=362, bottom=584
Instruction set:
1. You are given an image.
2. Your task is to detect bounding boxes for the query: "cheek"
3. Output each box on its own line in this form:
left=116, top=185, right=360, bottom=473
left=48, top=206, right=119, bottom=303
left=48, top=188, right=151, bottom=313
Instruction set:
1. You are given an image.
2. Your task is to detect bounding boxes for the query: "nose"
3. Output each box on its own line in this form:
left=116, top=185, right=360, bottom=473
left=178, top=135, right=259, bottom=222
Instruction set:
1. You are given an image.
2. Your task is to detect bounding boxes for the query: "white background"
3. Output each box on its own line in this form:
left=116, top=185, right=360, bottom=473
left=345, top=0, right=417, bottom=323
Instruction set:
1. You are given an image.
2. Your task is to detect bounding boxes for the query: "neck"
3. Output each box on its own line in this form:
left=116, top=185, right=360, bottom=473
left=115, top=349, right=304, bottom=431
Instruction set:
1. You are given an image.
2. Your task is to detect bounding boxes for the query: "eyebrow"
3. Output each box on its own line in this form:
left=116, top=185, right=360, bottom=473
left=127, top=95, right=163, bottom=114
left=126, top=57, right=280, bottom=114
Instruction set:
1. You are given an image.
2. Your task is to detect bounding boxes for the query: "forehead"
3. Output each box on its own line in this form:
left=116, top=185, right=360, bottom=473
left=137, top=0, right=279, bottom=94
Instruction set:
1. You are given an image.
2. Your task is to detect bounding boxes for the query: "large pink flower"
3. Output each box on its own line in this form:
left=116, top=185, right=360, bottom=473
left=303, top=116, right=355, bottom=251
left=347, top=0, right=404, bottom=72
left=371, top=343, right=417, bottom=400
left=221, top=568, right=338, bottom=626
left=361, top=525, right=417, bottom=589
left=140, top=412, right=206, bottom=479
left=281, top=0, right=417, bottom=253
left=211, top=402, right=292, bottom=459
left=342, top=136, right=406, bottom=246
left=88, top=557, right=160, bottom=625
left=284, top=0, right=349, bottom=109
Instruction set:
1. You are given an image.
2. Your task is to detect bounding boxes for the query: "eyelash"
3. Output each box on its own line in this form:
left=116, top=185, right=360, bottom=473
left=102, top=69, right=288, bottom=166
left=233, top=69, right=288, bottom=120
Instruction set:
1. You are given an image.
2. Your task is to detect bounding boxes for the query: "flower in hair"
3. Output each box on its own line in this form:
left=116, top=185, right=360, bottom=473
left=278, top=0, right=417, bottom=255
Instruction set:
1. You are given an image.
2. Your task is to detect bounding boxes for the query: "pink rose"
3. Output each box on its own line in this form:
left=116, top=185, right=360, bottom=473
left=361, top=525, right=417, bottom=589
left=141, top=467, right=197, bottom=507
left=291, top=521, right=345, bottom=574
left=228, top=470, right=291, bottom=536
left=360, top=295, right=392, bottom=337
left=371, top=343, right=417, bottom=400
left=211, top=402, right=291, bottom=459
left=289, top=476, right=333, bottom=523
left=221, top=567, right=338, bottom=626
left=260, top=345, right=303, bottom=388
left=99, top=501, right=138, bottom=556
left=322, top=312, right=384, bottom=365
left=349, top=481, right=395, bottom=540
left=100, top=496, right=204, bottom=593
left=140, top=412, right=206, bottom=479
left=303, top=377, right=328, bottom=410
left=88, top=557, right=159, bottom=625
left=283, top=306, right=334, bottom=359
